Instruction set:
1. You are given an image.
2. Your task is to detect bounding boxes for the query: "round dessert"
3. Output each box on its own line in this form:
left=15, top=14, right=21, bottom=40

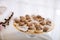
left=13, top=15, right=54, bottom=34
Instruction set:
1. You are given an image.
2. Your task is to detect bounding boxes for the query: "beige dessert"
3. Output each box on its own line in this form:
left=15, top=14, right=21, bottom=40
left=13, top=15, right=53, bottom=34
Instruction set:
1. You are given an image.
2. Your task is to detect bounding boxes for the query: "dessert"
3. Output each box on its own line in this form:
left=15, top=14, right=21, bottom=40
left=13, top=15, right=53, bottom=34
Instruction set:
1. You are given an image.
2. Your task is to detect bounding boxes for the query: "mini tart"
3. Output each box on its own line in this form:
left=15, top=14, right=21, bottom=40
left=27, top=30, right=35, bottom=34
left=34, top=30, right=43, bottom=33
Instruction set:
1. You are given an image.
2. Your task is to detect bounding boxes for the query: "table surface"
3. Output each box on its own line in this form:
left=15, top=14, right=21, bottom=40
left=0, top=15, right=60, bottom=40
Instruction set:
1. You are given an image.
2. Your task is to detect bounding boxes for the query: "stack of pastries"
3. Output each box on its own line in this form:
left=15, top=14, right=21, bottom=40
left=13, top=15, right=53, bottom=34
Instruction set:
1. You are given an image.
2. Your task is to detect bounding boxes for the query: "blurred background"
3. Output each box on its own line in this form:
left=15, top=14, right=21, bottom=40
left=0, top=0, right=60, bottom=40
